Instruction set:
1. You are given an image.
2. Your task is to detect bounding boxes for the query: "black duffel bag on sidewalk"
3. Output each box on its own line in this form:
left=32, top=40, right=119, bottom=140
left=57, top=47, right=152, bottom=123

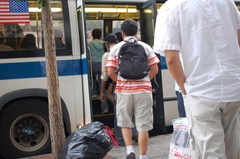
left=61, top=121, right=117, bottom=159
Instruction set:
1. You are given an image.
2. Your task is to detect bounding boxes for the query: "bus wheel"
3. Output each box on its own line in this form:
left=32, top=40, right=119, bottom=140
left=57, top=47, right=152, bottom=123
left=0, top=98, right=51, bottom=158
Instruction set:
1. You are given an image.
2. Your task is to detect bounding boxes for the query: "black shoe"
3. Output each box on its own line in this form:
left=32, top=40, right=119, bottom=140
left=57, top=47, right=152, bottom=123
left=126, top=152, right=135, bottom=159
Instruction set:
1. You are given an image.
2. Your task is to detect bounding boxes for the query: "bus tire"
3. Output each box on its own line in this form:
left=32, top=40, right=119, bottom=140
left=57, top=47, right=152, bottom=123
left=0, top=98, right=51, bottom=159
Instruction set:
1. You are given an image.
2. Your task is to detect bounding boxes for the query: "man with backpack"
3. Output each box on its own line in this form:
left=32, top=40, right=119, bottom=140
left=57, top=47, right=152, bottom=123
left=106, top=19, right=160, bottom=159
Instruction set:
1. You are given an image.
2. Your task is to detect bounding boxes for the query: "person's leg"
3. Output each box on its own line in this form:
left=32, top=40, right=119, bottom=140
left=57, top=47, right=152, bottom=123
left=95, top=62, right=108, bottom=112
left=222, top=101, right=240, bottom=159
left=138, top=131, right=148, bottom=155
left=113, top=96, right=124, bottom=144
left=100, top=92, right=109, bottom=113
left=134, top=93, right=153, bottom=157
left=115, top=122, right=124, bottom=145
left=131, top=115, right=138, bottom=142
left=105, top=83, right=114, bottom=105
left=116, top=93, right=135, bottom=155
left=91, top=62, right=98, bottom=96
left=96, top=62, right=102, bottom=92
left=184, top=95, right=226, bottom=159
left=175, top=91, right=186, bottom=117
left=91, top=78, right=97, bottom=96
left=122, top=127, right=133, bottom=146
left=121, top=115, right=140, bottom=148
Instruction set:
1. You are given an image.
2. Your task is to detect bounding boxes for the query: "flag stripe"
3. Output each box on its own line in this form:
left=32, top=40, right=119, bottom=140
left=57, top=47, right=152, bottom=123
left=0, top=0, right=30, bottom=24
left=0, top=21, right=29, bottom=24
left=0, top=20, right=30, bottom=22
left=0, top=18, right=30, bottom=20
left=0, top=13, right=29, bottom=16
left=0, top=6, right=9, bottom=8
left=0, top=10, right=10, bottom=12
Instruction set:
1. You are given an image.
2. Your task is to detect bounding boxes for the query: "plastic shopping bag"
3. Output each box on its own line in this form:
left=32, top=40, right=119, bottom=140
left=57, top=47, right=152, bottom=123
left=61, top=121, right=116, bottom=159
left=169, top=118, right=192, bottom=159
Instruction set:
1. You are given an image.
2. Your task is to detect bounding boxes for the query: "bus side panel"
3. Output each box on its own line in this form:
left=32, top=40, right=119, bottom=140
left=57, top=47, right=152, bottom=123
left=161, top=57, right=179, bottom=126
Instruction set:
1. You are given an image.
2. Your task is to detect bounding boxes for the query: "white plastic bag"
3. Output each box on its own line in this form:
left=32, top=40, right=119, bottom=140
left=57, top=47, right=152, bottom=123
left=169, top=118, right=192, bottom=159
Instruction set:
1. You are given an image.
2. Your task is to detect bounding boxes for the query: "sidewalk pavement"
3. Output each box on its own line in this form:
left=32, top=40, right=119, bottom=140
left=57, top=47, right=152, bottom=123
left=108, top=134, right=171, bottom=159
left=20, top=134, right=172, bottom=159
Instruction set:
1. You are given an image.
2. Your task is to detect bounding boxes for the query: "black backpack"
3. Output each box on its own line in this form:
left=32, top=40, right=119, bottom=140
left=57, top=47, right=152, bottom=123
left=118, top=39, right=148, bottom=79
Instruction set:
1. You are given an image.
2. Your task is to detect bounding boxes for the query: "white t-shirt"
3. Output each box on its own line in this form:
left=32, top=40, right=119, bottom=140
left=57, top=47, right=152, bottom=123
left=100, top=52, right=109, bottom=82
left=154, top=0, right=240, bottom=102
left=101, top=45, right=116, bottom=81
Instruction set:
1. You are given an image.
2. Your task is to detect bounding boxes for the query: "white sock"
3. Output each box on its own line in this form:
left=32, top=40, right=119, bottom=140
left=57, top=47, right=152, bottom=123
left=126, top=145, right=134, bottom=155
left=139, top=155, right=147, bottom=159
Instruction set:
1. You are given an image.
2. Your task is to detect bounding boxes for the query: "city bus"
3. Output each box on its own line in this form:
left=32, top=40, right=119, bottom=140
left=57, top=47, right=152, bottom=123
left=0, top=0, right=166, bottom=158
left=1, top=0, right=239, bottom=158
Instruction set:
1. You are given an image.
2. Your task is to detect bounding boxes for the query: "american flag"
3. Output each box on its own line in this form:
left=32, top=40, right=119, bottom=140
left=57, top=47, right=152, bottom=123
left=0, top=0, right=30, bottom=24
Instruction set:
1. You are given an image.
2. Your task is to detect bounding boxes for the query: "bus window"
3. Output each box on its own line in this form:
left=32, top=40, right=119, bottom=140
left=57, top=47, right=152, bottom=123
left=112, top=20, right=141, bottom=40
left=86, top=20, right=104, bottom=41
left=0, top=0, right=71, bottom=58
left=112, top=20, right=122, bottom=33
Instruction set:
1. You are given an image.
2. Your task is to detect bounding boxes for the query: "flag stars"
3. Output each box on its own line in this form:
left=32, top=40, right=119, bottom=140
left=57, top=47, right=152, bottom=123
left=9, top=0, right=29, bottom=13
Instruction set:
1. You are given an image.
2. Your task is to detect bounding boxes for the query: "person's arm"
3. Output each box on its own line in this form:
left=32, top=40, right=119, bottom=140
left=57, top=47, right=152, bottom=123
left=238, top=29, right=240, bottom=47
left=100, top=53, right=108, bottom=102
left=100, top=80, right=107, bottom=102
left=148, top=64, right=159, bottom=80
left=164, top=50, right=186, bottom=94
left=108, top=67, right=117, bottom=83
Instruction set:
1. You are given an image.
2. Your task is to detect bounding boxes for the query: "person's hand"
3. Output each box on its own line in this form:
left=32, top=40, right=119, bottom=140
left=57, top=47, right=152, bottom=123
left=100, top=93, right=106, bottom=102
left=179, top=88, right=186, bottom=95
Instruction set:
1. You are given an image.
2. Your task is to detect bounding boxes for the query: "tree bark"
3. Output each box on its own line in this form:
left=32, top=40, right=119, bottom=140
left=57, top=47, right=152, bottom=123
left=41, top=1, right=65, bottom=158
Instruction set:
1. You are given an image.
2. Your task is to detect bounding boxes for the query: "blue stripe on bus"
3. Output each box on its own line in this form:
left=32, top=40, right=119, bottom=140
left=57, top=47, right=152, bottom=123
left=0, top=59, right=88, bottom=80
left=160, top=56, right=168, bottom=69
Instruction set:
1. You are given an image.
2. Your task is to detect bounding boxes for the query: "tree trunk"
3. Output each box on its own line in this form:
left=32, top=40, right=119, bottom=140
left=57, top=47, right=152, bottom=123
left=41, top=1, right=65, bottom=158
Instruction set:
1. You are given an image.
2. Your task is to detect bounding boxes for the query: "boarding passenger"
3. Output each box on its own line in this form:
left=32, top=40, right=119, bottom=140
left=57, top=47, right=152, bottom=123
left=100, top=33, right=117, bottom=107
left=54, top=29, right=65, bottom=48
left=154, top=0, right=240, bottom=158
left=20, top=34, right=37, bottom=49
left=115, top=32, right=123, bottom=43
left=100, top=33, right=138, bottom=146
left=107, top=18, right=159, bottom=159
left=88, top=28, right=108, bottom=113
left=4, top=24, right=24, bottom=50
left=0, top=32, right=13, bottom=51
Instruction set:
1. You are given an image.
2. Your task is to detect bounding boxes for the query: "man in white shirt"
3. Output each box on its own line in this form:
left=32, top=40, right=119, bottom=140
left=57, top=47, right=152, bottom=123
left=154, top=0, right=240, bottom=158
left=100, top=33, right=117, bottom=106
